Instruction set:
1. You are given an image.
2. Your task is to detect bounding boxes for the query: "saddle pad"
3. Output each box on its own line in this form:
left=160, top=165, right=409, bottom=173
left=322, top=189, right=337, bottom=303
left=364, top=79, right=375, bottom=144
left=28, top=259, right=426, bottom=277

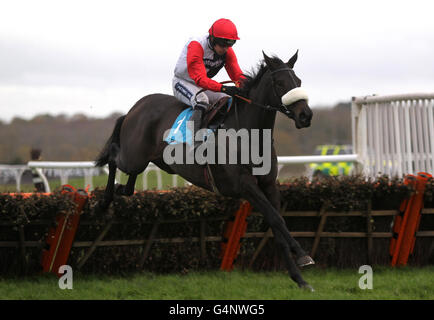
left=165, top=107, right=217, bottom=146
left=164, top=108, right=194, bottom=145
left=165, top=97, right=233, bottom=146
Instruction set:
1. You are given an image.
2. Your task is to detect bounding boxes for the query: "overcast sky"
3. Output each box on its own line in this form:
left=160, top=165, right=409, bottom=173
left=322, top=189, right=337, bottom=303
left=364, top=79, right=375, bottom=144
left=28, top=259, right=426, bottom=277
left=1, top=0, right=433, bottom=122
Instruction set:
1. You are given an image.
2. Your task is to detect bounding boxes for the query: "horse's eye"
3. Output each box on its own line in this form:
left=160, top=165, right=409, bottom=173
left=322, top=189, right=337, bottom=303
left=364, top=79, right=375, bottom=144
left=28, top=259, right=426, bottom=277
left=275, top=81, right=285, bottom=88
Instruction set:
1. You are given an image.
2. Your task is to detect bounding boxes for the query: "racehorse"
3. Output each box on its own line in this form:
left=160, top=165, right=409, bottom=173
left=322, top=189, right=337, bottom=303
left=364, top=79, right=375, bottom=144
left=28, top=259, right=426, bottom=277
left=95, top=51, right=315, bottom=290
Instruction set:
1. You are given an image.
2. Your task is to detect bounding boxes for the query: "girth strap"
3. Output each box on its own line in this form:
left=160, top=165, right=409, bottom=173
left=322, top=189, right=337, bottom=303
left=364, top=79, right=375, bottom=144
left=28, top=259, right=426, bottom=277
left=204, top=164, right=220, bottom=195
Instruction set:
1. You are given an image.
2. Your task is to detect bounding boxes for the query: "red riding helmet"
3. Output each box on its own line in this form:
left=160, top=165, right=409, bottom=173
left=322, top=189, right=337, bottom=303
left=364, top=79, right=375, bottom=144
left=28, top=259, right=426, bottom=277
left=209, top=18, right=240, bottom=40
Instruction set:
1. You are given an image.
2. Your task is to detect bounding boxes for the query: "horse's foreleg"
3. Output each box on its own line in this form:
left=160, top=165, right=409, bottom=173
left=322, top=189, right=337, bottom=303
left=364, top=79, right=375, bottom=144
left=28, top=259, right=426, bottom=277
left=260, top=182, right=314, bottom=267
left=241, top=175, right=313, bottom=290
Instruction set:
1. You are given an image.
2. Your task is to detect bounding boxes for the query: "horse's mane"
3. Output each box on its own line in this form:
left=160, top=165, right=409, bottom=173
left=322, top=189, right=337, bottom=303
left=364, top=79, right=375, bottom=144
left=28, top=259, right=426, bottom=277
left=240, top=55, right=283, bottom=94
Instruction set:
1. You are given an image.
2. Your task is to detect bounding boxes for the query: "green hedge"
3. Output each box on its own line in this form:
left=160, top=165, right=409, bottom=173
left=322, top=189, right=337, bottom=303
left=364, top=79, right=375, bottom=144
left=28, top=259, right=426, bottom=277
left=0, top=175, right=433, bottom=276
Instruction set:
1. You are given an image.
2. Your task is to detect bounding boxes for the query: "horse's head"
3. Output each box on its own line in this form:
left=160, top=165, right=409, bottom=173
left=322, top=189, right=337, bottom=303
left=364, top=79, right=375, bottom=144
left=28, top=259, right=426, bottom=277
left=262, top=51, right=313, bottom=129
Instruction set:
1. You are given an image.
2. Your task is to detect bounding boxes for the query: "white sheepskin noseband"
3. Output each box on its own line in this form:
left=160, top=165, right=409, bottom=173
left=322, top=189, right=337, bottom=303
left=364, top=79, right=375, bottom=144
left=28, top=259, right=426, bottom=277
left=281, top=87, right=309, bottom=106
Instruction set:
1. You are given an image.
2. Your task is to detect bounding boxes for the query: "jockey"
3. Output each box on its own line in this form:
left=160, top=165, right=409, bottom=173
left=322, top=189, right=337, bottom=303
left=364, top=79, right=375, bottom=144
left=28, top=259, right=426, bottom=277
left=173, top=18, right=244, bottom=138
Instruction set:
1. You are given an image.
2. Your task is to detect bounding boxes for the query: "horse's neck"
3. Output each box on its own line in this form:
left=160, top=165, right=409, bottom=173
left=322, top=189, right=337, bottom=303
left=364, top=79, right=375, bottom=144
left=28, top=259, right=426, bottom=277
left=240, top=77, right=276, bottom=131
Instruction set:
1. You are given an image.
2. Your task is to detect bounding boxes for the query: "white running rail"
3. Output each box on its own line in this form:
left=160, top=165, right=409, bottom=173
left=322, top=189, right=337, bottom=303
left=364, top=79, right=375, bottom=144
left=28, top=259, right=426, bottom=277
left=3, top=91, right=433, bottom=192
left=1, top=155, right=357, bottom=192
left=352, top=93, right=434, bottom=177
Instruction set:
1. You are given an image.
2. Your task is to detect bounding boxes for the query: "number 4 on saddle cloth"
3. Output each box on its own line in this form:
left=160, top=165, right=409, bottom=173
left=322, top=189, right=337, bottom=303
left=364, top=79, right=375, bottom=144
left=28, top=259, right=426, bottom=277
left=165, top=97, right=233, bottom=146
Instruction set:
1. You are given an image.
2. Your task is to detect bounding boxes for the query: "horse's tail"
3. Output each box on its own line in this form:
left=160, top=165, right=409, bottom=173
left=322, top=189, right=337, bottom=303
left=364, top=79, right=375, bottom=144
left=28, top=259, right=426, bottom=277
left=94, top=115, right=126, bottom=167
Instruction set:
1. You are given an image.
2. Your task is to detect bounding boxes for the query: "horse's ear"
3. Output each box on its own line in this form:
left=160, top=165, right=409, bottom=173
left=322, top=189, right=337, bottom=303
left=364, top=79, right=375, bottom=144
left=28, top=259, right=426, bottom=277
left=287, top=50, right=299, bottom=68
left=262, top=51, right=279, bottom=70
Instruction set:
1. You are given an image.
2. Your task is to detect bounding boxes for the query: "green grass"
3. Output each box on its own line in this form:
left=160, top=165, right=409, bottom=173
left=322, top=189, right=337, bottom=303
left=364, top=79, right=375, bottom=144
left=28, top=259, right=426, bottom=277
left=0, top=266, right=433, bottom=300
left=0, top=172, right=188, bottom=193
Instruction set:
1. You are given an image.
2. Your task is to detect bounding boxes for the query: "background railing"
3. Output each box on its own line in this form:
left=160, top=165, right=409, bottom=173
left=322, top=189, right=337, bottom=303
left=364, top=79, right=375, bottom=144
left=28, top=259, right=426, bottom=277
left=352, top=93, right=434, bottom=177
left=2, top=92, right=434, bottom=192
left=1, top=155, right=358, bottom=192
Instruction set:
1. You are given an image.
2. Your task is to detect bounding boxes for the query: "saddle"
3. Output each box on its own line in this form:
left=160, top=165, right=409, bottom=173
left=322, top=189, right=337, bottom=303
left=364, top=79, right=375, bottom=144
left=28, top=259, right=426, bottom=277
left=164, top=96, right=234, bottom=146
left=201, top=96, right=233, bottom=131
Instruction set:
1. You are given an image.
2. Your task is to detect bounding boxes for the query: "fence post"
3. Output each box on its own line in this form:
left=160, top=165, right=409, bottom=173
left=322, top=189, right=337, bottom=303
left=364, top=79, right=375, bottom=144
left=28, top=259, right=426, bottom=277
left=366, top=199, right=373, bottom=264
left=138, top=221, right=160, bottom=269
left=351, top=96, right=365, bottom=175
left=18, top=225, right=27, bottom=273
left=310, top=202, right=329, bottom=259
left=200, top=218, right=207, bottom=262
left=76, top=215, right=114, bottom=270
left=248, top=201, right=288, bottom=269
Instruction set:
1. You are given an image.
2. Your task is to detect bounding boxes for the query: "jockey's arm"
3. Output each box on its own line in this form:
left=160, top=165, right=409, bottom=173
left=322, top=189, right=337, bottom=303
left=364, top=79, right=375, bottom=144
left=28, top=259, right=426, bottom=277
left=187, top=41, right=223, bottom=92
left=224, top=47, right=245, bottom=87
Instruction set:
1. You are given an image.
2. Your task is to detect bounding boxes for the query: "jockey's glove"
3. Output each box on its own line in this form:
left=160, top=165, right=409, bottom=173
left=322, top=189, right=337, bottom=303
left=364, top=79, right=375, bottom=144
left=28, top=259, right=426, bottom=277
left=221, top=85, right=241, bottom=97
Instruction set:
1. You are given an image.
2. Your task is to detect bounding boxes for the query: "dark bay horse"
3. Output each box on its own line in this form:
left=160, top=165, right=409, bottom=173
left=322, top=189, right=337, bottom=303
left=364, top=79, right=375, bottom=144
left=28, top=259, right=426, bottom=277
left=95, top=51, right=315, bottom=290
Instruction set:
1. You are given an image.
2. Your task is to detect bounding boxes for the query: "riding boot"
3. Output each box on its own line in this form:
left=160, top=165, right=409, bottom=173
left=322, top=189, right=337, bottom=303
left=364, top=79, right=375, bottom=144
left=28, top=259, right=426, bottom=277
left=190, top=104, right=207, bottom=148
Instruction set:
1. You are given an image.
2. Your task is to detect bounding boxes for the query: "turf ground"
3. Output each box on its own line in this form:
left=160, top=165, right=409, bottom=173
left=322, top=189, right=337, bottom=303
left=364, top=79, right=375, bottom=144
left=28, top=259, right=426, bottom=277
left=0, top=267, right=432, bottom=300
left=0, top=171, right=186, bottom=193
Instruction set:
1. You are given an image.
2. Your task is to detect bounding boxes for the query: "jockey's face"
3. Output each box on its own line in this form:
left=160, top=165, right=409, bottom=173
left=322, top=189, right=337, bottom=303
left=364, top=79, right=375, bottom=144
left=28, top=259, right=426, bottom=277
left=214, top=44, right=229, bottom=56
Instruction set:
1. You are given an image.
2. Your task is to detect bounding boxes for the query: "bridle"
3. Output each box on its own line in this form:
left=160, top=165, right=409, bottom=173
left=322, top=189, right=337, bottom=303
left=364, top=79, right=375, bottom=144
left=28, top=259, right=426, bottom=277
left=234, top=67, right=307, bottom=118
left=194, top=66, right=308, bottom=119
left=196, top=67, right=308, bottom=194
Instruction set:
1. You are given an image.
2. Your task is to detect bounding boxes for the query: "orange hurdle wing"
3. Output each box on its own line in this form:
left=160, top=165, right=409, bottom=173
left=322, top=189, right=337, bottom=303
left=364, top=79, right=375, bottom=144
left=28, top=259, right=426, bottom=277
left=390, top=175, right=417, bottom=267
left=396, top=172, right=431, bottom=266
left=389, top=175, right=413, bottom=258
left=41, top=185, right=88, bottom=276
left=220, top=201, right=252, bottom=271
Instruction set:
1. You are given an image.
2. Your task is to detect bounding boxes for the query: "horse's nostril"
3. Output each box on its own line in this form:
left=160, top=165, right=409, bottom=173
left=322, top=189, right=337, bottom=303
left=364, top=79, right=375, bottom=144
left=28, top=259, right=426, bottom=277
left=298, top=112, right=311, bottom=127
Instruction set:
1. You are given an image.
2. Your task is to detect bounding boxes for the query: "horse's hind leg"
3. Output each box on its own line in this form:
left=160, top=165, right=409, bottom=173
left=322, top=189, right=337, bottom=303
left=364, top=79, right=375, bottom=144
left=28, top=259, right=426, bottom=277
left=99, top=161, right=117, bottom=210
left=115, top=161, right=149, bottom=196
left=115, top=173, right=138, bottom=196
left=124, top=174, right=138, bottom=195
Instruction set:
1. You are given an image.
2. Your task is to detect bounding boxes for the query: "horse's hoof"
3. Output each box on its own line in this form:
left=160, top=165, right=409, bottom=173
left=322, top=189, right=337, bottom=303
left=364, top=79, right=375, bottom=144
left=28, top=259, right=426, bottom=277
left=297, top=255, right=315, bottom=267
left=95, top=202, right=108, bottom=213
left=300, top=283, right=315, bottom=292
left=114, top=184, right=124, bottom=195
left=94, top=199, right=111, bottom=213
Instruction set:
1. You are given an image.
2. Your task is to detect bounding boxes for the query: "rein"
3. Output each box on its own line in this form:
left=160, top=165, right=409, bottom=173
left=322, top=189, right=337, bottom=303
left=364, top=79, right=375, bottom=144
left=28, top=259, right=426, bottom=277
left=219, top=81, right=288, bottom=114
left=195, top=74, right=304, bottom=121
left=233, top=80, right=299, bottom=120
left=234, top=85, right=296, bottom=119
left=195, top=78, right=296, bottom=195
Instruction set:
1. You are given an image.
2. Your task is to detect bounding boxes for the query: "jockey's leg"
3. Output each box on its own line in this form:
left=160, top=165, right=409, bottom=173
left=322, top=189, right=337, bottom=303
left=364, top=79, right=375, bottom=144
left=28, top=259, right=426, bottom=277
left=189, top=103, right=207, bottom=135
left=205, top=90, right=230, bottom=107
left=172, top=77, right=206, bottom=107
left=172, top=77, right=212, bottom=146
left=190, top=91, right=211, bottom=147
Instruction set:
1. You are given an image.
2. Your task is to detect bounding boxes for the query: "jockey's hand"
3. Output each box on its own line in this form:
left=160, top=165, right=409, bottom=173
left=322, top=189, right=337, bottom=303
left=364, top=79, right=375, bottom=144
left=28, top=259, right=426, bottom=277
left=221, top=85, right=241, bottom=97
